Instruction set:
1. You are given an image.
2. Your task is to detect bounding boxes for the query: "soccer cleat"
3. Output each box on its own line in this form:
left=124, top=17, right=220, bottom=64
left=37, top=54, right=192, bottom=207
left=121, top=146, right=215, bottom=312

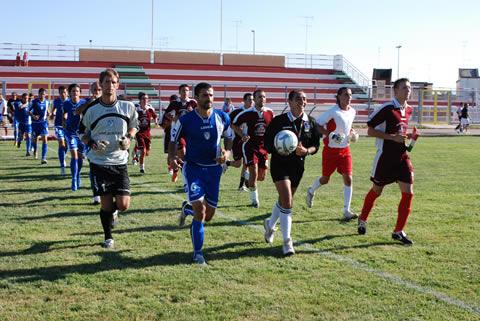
left=263, top=219, right=277, bottom=244
left=25, top=152, right=31, bottom=157
left=102, top=238, right=115, bottom=249
left=34, top=152, right=38, bottom=159
left=60, top=167, right=66, bottom=176
left=16, top=141, right=21, bottom=148
left=111, top=210, right=119, bottom=228
left=41, top=159, right=47, bottom=165
left=140, top=169, right=145, bottom=174
left=192, top=252, right=207, bottom=265
left=305, top=187, right=315, bottom=208
left=251, top=201, right=259, bottom=208
left=357, top=218, right=367, bottom=235
left=171, top=171, right=178, bottom=183
left=282, top=238, right=295, bottom=256
left=178, top=201, right=190, bottom=227
left=238, top=185, right=248, bottom=192
left=392, top=231, right=413, bottom=245
left=92, top=196, right=100, bottom=205
left=343, top=209, right=358, bottom=221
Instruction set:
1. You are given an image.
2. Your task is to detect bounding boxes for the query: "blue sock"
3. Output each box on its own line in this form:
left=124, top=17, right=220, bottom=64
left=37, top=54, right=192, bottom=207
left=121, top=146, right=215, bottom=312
left=32, top=142, right=37, bottom=154
left=41, top=142, right=47, bottom=160
left=59, top=146, right=65, bottom=167
left=191, top=219, right=204, bottom=255
left=70, top=158, right=78, bottom=190
left=77, top=157, right=83, bottom=187
left=25, top=137, right=31, bottom=153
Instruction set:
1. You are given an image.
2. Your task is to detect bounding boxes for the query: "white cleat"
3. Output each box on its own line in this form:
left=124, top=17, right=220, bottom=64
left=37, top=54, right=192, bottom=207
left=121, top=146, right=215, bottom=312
left=282, top=238, right=295, bottom=256
left=92, top=196, right=101, bottom=205
left=306, top=187, right=315, bottom=208
left=102, top=238, right=115, bottom=249
left=263, top=219, right=277, bottom=244
left=192, top=253, right=207, bottom=265
left=111, top=210, right=119, bottom=227
left=343, top=209, right=358, bottom=221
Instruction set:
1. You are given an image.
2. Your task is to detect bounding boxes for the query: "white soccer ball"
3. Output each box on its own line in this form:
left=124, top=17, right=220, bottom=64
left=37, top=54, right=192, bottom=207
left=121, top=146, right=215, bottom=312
left=349, top=131, right=359, bottom=143
left=274, top=130, right=298, bottom=156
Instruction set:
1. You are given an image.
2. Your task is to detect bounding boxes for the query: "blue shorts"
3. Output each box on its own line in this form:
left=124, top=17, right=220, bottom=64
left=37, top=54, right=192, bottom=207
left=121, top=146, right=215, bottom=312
left=55, top=126, right=66, bottom=140
left=32, top=121, right=49, bottom=137
left=66, top=132, right=86, bottom=154
left=183, top=162, right=222, bottom=208
left=18, top=122, right=32, bottom=136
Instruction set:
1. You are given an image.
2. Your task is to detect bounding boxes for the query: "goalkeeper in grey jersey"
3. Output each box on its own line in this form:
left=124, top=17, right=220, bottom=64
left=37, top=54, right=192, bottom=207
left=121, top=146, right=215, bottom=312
left=81, top=68, right=138, bottom=249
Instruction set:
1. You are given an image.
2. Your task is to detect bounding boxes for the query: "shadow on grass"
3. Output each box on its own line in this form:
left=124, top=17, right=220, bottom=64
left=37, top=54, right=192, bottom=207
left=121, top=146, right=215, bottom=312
left=19, top=210, right=96, bottom=220
left=3, top=194, right=89, bottom=207
left=0, top=240, right=97, bottom=257
left=70, top=224, right=179, bottom=237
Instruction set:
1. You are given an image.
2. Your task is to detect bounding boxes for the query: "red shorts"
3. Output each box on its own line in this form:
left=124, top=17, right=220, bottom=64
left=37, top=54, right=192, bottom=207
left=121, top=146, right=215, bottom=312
left=136, top=132, right=151, bottom=152
left=371, top=152, right=413, bottom=186
left=322, top=146, right=352, bottom=177
left=243, top=143, right=268, bottom=169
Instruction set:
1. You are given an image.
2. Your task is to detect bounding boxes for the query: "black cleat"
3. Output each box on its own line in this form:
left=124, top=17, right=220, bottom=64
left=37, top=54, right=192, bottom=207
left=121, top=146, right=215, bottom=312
left=392, top=231, right=413, bottom=245
left=357, top=219, right=367, bottom=235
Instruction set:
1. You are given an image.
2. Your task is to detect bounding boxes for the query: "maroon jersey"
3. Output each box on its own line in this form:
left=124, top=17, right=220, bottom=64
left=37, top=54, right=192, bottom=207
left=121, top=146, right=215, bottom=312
left=233, top=107, right=274, bottom=149
left=137, top=106, right=157, bottom=134
left=367, top=99, right=413, bottom=157
left=163, top=98, right=197, bottom=121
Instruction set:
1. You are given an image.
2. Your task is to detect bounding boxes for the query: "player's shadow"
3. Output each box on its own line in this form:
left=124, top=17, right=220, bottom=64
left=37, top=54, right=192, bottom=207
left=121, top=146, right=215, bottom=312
left=0, top=240, right=97, bottom=257
left=2, top=194, right=88, bottom=207
left=299, top=235, right=393, bottom=252
left=299, top=233, right=359, bottom=245
left=0, top=250, right=192, bottom=283
left=70, top=224, right=179, bottom=237
left=207, top=213, right=270, bottom=228
left=19, top=210, right=96, bottom=220
left=0, top=174, right=65, bottom=182
left=204, top=241, right=285, bottom=260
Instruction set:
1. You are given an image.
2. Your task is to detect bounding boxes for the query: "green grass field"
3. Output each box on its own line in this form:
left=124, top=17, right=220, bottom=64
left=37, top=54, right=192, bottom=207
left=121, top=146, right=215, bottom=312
left=0, top=137, right=479, bottom=321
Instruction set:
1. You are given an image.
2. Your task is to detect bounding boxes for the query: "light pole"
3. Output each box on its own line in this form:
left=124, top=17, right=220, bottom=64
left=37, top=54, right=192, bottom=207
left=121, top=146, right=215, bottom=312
left=302, top=16, right=313, bottom=67
left=219, top=0, right=223, bottom=53
left=396, top=45, right=402, bottom=79
left=233, top=20, right=241, bottom=52
left=251, top=30, right=255, bottom=55
left=151, top=0, right=154, bottom=50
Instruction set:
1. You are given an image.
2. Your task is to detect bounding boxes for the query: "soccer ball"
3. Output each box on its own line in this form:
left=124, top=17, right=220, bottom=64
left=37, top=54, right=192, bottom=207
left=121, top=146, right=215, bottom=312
left=274, top=130, right=298, bottom=156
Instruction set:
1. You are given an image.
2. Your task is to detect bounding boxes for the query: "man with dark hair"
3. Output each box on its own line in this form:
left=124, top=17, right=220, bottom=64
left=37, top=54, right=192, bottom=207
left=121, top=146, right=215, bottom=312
left=357, top=78, right=418, bottom=245
left=7, top=92, right=19, bottom=145
left=263, top=90, right=320, bottom=255
left=51, top=86, right=69, bottom=175
left=169, top=82, right=232, bottom=265
left=132, top=92, right=157, bottom=173
left=29, top=88, right=50, bottom=164
left=162, top=84, right=197, bottom=182
left=232, top=89, right=274, bottom=207
left=13, top=93, right=32, bottom=155
left=81, top=68, right=138, bottom=249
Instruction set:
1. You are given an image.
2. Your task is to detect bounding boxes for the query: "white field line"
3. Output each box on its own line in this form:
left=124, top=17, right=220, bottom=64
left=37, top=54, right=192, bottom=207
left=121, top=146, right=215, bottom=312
left=153, top=186, right=480, bottom=316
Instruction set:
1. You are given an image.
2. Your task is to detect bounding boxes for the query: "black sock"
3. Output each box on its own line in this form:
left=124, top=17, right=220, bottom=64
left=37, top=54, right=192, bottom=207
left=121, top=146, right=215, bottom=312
left=238, top=176, right=245, bottom=188
left=100, top=209, right=113, bottom=240
left=226, top=160, right=231, bottom=167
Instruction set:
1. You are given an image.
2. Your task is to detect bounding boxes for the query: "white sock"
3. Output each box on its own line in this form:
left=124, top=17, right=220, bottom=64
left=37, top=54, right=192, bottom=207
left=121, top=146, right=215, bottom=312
left=279, top=204, right=292, bottom=241
left=343, top=185, right=352, bottom=212
left=268, top=202, right=281, bottom=229
left=310, top=177, right=322, bottom=192
left=249, top=187, right=258, bottom=203
left=140, top=164, right=145, bottom=170
left=243, top=170, right=250, bottom=181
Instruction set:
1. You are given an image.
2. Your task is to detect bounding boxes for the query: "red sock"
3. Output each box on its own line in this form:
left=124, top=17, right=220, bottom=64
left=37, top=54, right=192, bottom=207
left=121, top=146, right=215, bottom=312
left=359, top=189, right=380, bottom=221
left=394, top=192, right=413, bottom=232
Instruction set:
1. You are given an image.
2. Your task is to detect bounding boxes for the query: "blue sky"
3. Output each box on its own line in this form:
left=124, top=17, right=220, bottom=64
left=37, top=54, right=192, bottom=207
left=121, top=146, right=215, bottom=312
left=5, top=0, right=480, bottom=88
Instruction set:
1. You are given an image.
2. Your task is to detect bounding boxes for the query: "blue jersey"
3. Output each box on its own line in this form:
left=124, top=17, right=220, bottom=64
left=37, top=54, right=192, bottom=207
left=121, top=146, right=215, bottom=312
left=29, top=98, right=50, bottom=123
left=172, top=109, right=231, bottom=166
left=14, top=101, right=31, bottom=124
left=53, top=97, right=68, bottom=127
left=63, top=99, right=86, bottom=134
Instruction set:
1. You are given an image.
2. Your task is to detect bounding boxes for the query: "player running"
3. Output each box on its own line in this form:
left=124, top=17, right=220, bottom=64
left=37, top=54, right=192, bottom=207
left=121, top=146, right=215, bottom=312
left=306, top=87, right=359, bottom=221
left=29, top=88, right=50, bottom=164
left=263, top=90, right=320, bottom=256
left=358, top=78, right=418, bottom=245
left=51, top=86, right=69, bottom=175
left=168, top=82, right=232, bottom=265
left=13, top=93, right=32, bottom=155
left=232, top=89, right=274, bottom=208
left=132, top=92, right=158, bottom=173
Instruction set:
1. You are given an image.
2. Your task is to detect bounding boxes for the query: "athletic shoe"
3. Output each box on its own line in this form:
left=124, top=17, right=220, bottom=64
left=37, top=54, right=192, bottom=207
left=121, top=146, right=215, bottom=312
left=238, top=185, right=248, bottom=192
left=16, top=141, right=21, bottom=148
left=282, top=238, right=295, bottom=256
left=178, top=201, right=189, bottom=227
left=140, top=169, right=145, bottom=174
left=392, top=231, right=413, bottom=245
left=102, top=238, right=114, bottom=249
left=92, top=196, right=100, bottom=205
left=251, top=201, right=259, bottom=208
left=343, top=209, right=358, bottom=221
left=41, top=159, right=47, bottom=165
left=357, top=219, right=367, bottom=235
left=132, top=157, right=138, bottom=165
left=305, top=187, right=315, bottom=208
left=60, top=167, right=66, bottom=176
left=172, top=171, right=178, bottom=183
left=25, top=152, right=31, bottom=157
left=263, top=218, right=276, bottom=244
left=192, top=252, right=207, bottom=265
left=111, top=210, right=119, bottom=228
left=34, top=152, right=38, bottom=159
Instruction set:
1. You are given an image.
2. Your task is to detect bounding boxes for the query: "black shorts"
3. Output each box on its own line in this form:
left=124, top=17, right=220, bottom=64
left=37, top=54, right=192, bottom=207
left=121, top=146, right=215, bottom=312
left=371, top=153, right=414, bottom=186
left=270, top=159, right=305, bottom=188
left=90, top=163, right=131, bottom=196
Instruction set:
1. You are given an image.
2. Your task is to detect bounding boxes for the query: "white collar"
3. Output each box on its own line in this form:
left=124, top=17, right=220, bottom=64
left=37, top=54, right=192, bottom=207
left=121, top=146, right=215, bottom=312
left=287, top=111, right=308, bottom=122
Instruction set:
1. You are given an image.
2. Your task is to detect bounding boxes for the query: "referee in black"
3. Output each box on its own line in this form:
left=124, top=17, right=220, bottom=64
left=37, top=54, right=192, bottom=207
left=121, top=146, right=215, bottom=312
left=263, top=89, right=321, bottom=256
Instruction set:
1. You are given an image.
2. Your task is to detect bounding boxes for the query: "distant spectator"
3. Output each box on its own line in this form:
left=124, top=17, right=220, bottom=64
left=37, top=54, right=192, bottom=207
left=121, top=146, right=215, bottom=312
left=15, top=52, right=21, bottom=66
left=22, top=51, right=28, bottom=67
left=0, top=94, right=6, bottom=125
left=459, top=103, right=470, bottom=134
left=222, top=97, right=235, bottom=114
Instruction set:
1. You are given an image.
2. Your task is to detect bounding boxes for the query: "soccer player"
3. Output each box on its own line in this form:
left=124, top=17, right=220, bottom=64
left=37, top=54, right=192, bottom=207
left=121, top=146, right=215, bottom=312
left=133, top=92, right=157, bottom=173
left=29, top=88, right=50, bottom=164
left=162, top=84, right=197, bottom=182
left=168, top=82, right=232, bottom=265
left=226, top=92, right=254, bottom=191
left=7, top=92, right=18, bottom=144
left=51, top=86, right=69, bottom=175
left=262, top=89, right=320, bottom=255
left=357, top=78, right=417, bottom=245
left=459, top=103, right=470, bottom=134
left=13, top=93, right=32, bottom=155
left=306, top=87, right=358, bottom=221
left=81, top=68, right=138, bottom=249
left=159, top=94, right=179, bottom=175
left=63, top=84, right=87, bottom=191
left=232, top=89, right=274, bottom=207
